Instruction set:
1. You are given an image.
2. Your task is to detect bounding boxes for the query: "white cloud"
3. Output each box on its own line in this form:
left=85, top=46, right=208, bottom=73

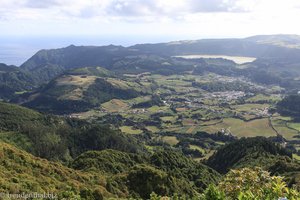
left=0, top=0, right=252, bottom=20
left=0, top=0, right=300, bottom=38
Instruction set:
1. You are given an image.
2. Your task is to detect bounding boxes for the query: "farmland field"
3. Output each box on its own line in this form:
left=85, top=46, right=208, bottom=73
left=68, top=72, right=300, bottom=158
left=120, top=126, right=143, bottom=134
left=200, top=118, right=277, bottom=138
left=102, top=99, right=129, bottom=112
left=161, top=136, right=179, bottom=145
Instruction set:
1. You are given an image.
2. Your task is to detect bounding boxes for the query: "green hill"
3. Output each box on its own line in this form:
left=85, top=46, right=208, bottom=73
left=22, top=69, right=150, bottom=114
left=132, top=35, right=300, bottom=62
left=20, top=45, right=136, bottom=71
left=246, top=34, right=300, bottom=48
left=67, top=66, right=114, bottom=77
left=71, top=149, right=220, bottom=199
left=205, top=137, right=300, bottom=188
left=277, top=94, right=300, bottom=119
left=71, top=149, right=146, bottom=174
left=206, top=137, right=292, bottom=174
left=0, top=63, right=64, bottom=101
left=0, top=102, right=44, bottom=131
left=0, top=100, right=221, bottom=199
left=21, top=35, right=300, bottom=72
left=0, top=102, right=144, bottom=161
left=0, top=63, right=37, bottom=100
left=16, top=35, right=300, bottom=85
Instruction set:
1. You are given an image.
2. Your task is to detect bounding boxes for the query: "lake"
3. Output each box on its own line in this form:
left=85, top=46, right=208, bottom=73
left=174, top=54, right=257, bottom=64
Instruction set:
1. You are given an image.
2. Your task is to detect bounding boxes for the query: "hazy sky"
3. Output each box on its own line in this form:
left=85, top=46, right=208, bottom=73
left=0, top=0, right=300, bottom=40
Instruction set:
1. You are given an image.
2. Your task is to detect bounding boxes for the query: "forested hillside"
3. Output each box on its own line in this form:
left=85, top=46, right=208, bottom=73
left=0, top=102, right=221, bottom=199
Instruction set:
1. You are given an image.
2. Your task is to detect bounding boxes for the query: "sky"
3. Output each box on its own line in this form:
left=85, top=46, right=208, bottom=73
left=1, top=0, right=300, bottom=40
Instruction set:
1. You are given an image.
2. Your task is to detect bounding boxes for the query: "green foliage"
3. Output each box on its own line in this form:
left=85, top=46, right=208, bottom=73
left=71, top=148, right=219, bottom=199
left=24, top=95, right=92, bottom=114
left=196, top=168, right=300, bottom=200
left=0, top=102, right=144, bottom=162
left=277, top=94, right=300, bottom=120
left=21, top=123, right=69, bottom=160
left=127, top=164, right=170, bottom=199
left=0, top=102, right=44, bottom=131
left=71, top=149, right=145, bottom=174
left=0, top=131, right=32, bottom=152
left=0, top=142, right=109, bottom=199
left=0, top=102, right=73, bottom=161
left=70, top=124, right=144, bottom=157
left=201, top=185, right=226, bottom=200
left=151, top=150, right=220, bottom=191
left=206, top=137, right=292, bottom=174
left=219, top=167, right=300, bottom=200
left=0, top=64, right=37, bottom=100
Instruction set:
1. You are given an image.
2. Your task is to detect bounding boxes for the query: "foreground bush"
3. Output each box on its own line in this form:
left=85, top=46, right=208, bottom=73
left=150, top=167, right=300, bottom=200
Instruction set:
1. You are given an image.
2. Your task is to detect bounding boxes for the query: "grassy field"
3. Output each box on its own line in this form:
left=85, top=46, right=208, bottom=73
left=200, top=118, right=277, bottom=137
left=57, top=75, right=97, bottom=86
left=146, top=126, right=160, bottom=133
left=102, top=99, right=129, bottom=112
left=293, top=154, right=300, bottom=161
left=65, top=73, right=298, bottom=147
left=287, top=122, right=300, bottom=132
left=189, top=145, right=206, bottom=154
left=148, top=106, right=169, bottom=113
left=233, top=103, right=269, bottom=112
left=161, top=136, right=179, bottom=145
left=246, top=94, right=281, bottom=103
left=161, top=116, right=177, bottom=122
left=182, top=119, right=197, bottom=126
left=70, top=109, right=106, bottom=119
left=57, top=75, right=97, bottom=100
left=271, top=117, right=299, bottom=140
left=186, top=126, right=196, bottom=134
left=120, top=126, right=143, bottom=134
left=125, top=96, right=152, bottom=105
left=242, top=114, right=260, bottom=121
left=200, top=119, right=223, bottom=126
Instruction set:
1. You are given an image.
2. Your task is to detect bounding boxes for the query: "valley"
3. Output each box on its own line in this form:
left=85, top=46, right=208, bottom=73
left=65, top=71, right=300, bottom=161
left=2, top=34, right=300, bottom=199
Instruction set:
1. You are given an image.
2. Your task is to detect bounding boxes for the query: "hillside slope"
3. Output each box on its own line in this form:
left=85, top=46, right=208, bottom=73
left=21, top=45, right=138, bottom=71
left=0, top=100, right=221, bottom=199
left=0, top=142, right=111, bottom=199
left=206, top=137, right=300, bottom=188
left=21, top=67, right=151, bottom=114
left=206, top=137, right=292, bottom=174
left=0, top=102, right=145, bottom=161
left=71, top=149, right=220, bottom=199
left=0, top=63, right=37, bottom=100
left=0, top=101, right=44, bottom=131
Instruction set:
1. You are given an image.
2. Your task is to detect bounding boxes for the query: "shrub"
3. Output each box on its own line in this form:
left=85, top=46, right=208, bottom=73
left=207, top=167, right=300, bottom=200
